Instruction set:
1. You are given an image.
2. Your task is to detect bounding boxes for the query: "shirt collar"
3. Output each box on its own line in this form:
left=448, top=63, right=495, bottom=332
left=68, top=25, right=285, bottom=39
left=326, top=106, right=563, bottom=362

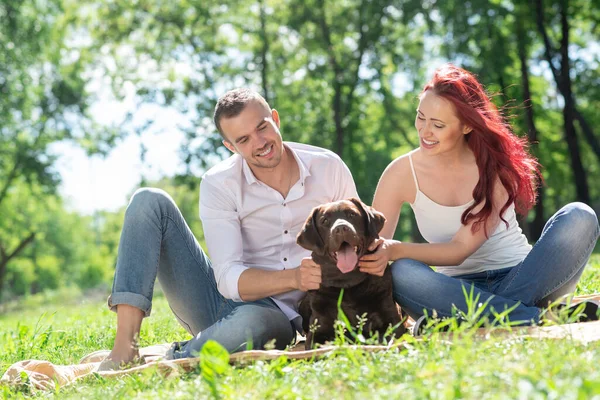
left=241, top=142, right=312, bottom=186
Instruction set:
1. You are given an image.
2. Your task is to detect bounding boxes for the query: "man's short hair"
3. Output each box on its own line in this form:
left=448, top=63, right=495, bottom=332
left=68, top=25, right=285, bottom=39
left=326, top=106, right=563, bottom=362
left=213, top=88, right=271, bottom=140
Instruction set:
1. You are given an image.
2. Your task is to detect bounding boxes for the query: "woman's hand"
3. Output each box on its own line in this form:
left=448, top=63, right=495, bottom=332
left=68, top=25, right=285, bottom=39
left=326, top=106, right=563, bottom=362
left=359, top=238, right=394, bottom=276
left=295, top=257, right=322, bottom=291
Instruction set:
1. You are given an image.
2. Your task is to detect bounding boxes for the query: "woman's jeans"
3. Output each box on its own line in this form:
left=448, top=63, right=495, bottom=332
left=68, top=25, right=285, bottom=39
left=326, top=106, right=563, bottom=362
left=107, top=188, right=296, bottom=359
left=392, top=203, right=599, bottom=325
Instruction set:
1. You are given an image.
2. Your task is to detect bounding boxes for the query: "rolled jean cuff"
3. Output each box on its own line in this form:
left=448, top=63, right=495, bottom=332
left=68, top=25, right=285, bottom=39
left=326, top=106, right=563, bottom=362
left=107, top=292, right=152, bottom=317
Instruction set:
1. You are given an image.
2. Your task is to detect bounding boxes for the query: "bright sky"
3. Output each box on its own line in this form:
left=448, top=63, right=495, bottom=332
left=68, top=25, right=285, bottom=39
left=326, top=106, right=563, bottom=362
left=51, top=129, right=185, bottom=215
left=50, top=94, right=189, bottom=215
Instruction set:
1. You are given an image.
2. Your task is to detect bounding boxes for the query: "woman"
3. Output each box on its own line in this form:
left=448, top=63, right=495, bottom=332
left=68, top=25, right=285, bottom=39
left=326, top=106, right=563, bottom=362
left=360, top=64, right=599, bottom=330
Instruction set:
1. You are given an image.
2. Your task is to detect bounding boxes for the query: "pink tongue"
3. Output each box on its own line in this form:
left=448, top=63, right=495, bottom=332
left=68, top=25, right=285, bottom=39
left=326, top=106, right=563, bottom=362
left=336, top=244, right=358, bottom=274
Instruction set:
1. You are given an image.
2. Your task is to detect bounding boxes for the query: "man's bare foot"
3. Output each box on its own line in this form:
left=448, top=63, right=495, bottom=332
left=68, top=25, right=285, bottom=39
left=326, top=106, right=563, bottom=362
left=107, top=343, right=140, bottom=365
left=98, top=304, right=145, bottom=371
left=98, top=344, right=141, bottom=371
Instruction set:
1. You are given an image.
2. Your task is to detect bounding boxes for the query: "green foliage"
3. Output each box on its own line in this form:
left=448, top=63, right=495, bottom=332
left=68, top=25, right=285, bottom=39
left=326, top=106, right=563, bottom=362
left=0, top=0, right=123, bottom=299
left=0, top=0, right=599, bottom=306
left=0, top=180, right=120, bottom=300
left=200, top=340, right=232, bottom=399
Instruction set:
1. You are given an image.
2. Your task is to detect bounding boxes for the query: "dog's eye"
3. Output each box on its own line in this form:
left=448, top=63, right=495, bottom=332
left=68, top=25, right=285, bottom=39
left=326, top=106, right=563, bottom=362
left=321, top=217, right=329, bottom=225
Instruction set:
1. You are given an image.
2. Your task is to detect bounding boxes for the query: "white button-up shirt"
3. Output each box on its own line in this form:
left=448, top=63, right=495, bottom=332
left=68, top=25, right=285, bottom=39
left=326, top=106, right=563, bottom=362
left=199, top=142, right=358, bottom=328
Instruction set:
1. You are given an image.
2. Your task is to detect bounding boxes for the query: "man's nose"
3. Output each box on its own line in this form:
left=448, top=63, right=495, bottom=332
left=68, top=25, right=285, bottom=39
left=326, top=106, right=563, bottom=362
left=255, top=134, right=267, bottom=149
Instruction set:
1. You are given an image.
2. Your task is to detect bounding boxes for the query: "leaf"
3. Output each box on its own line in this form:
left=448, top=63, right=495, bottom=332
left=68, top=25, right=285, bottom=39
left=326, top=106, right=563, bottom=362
left=200, top=340, right=230, bottom=376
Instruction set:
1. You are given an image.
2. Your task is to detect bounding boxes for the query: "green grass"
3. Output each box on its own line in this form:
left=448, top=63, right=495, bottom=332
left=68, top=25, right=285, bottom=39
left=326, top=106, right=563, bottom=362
left=1, top=257, right=600, bottom=399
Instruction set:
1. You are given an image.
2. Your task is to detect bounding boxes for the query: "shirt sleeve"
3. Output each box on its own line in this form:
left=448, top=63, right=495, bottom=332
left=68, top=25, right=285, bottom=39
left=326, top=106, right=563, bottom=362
left=334, top=155, right=359, bottom=201
left=199, top=176, right=248, bottom=302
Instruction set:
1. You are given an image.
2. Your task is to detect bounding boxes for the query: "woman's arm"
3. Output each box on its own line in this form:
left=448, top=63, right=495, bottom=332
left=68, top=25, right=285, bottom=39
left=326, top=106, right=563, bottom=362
left=361, top=173, right=508, bottom=275
left=372, top=155, right=415, bottom=239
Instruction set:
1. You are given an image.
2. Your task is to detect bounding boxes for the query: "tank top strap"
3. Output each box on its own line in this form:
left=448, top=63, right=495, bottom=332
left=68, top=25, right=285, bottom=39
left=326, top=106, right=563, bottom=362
left=408, top=151, right=420, bottom=192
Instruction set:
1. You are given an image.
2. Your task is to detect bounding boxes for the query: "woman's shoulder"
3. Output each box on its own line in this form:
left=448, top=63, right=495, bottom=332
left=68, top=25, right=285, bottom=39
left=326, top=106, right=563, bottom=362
left=383, top=148, right=419, bottom=176
left=376, top=149, right=419, bottom=204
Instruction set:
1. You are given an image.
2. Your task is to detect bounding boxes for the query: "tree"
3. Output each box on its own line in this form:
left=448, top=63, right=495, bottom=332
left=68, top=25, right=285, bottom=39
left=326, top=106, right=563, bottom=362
left=0, top=0, right=113, bottom=297
left=532, top=0, right=588, bottom=203
left=515, top=4, right=545, bottom=239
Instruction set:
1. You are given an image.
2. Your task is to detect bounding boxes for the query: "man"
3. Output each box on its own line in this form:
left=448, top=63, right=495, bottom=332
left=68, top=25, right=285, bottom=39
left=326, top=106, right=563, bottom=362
left=101, top=88, right=358, bottom=369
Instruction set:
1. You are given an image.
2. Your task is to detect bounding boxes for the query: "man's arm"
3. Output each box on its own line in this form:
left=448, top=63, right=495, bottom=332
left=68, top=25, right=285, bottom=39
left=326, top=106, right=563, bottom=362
left=237, top=257, right=321, bottom=301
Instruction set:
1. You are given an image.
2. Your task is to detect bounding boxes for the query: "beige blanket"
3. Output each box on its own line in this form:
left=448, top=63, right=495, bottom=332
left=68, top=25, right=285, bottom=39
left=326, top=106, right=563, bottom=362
left=3, top=294, right=599, bottom=391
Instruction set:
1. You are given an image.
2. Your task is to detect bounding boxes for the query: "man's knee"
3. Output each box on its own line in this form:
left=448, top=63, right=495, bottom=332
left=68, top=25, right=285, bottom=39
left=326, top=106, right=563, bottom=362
left=126, top=188, right=176, bottom=218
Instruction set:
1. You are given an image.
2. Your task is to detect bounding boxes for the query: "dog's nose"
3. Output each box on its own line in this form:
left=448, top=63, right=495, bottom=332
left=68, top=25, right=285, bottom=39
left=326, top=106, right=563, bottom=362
left=331, top=219, right=356, bottom=235
left=333, top=225, right=349, bottom=233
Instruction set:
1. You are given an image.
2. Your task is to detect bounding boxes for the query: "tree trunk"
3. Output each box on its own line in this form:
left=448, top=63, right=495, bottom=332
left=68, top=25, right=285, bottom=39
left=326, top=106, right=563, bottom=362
left=485, top=13, right=508, bottom=99
left=558, top=0, right=589, bottom=203
left=516, top=8, right=545, bottom=240
left=258, top=0, right=270, bottom=104
left=0, top=232, right=36, bottom=297
left=315, top=0, right=376, bottom=158
left=315, top=0, right=344, bottom=156
left=534, top=0, right=590, bottom=203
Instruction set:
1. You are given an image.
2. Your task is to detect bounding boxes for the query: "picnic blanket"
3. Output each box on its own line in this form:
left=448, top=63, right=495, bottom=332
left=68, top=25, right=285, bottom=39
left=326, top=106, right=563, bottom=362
left=3, top=294, right=600, bottom=391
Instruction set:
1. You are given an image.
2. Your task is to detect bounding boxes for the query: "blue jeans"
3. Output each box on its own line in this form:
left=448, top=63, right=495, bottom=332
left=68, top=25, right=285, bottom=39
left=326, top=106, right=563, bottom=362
left=107, top=188, right=296, bottom=359
left=392, top=203, right=599, bottom=325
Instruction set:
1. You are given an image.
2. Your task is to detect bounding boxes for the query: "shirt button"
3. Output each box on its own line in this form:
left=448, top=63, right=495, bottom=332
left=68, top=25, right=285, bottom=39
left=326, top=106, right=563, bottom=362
left=283, top=257, right=288, bottom=261
left=283, top=203, right=286, bottom=207
left=284, top=230, right=288, bottom=234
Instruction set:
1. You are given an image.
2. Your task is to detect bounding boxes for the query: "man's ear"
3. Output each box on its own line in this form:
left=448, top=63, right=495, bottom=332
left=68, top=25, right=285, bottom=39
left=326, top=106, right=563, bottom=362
left=349, top=198, right=386, bottom=239
left=271, top=109, right=280, bottom=129
left=296, top=206, right=325, bottom=254
left=222, top=139, right=237, bottom=153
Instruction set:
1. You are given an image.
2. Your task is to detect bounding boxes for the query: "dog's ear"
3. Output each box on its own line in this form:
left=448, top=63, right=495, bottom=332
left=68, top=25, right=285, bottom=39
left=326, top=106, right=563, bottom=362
left=349, top=197, right=386, bottom=239
left=297, top=206, right=325, bottom=254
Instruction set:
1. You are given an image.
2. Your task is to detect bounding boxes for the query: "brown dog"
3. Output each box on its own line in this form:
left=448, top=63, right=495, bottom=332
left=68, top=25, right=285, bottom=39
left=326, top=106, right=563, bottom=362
left=297, top=198, right=406, bottom=349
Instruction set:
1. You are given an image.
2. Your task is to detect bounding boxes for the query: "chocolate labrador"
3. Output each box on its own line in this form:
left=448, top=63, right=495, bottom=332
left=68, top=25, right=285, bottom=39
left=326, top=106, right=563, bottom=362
left=297, top=198, right=406, bottom=349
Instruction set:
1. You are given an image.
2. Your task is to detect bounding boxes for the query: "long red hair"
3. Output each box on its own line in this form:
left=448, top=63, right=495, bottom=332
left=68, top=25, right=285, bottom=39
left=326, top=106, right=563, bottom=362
left=421, top=64, right=540, bottom=234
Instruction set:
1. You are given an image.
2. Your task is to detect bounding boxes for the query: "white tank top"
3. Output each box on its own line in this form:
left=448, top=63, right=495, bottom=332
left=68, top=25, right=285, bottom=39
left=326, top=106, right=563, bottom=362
left=408, top=151, right=532, bottom=276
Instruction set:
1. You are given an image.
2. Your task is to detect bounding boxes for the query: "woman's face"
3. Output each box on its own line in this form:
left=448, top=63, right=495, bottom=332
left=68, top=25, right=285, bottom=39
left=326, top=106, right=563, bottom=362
left=415, top=90, right=471, bottom=155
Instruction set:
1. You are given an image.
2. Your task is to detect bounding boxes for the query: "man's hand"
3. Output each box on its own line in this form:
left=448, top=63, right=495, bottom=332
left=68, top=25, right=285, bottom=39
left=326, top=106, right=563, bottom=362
left=358, top=238, right=393, bottom=277
left=295, top=257, right=321, bottom=291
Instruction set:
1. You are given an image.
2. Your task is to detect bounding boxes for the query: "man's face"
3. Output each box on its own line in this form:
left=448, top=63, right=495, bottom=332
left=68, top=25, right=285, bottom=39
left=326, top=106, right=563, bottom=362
left=220, top=100, right=285, bottom=170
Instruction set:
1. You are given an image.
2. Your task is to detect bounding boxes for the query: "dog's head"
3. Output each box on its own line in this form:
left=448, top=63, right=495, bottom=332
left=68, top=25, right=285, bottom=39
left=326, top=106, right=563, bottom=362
left=297, top=198, right=386, bottom=274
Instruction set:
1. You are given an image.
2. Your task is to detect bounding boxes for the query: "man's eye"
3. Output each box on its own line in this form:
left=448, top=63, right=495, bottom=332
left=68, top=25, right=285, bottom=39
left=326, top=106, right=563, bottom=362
left=417, top=116, right=425, bottom=121
left=259, top=125, right=267, bottom=131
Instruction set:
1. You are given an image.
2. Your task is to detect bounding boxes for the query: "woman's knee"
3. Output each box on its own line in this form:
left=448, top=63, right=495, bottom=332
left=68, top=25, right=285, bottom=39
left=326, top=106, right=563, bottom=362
left=390, top=259, right=431, bottom=293
left=560, top=202, right=599, bottom=239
